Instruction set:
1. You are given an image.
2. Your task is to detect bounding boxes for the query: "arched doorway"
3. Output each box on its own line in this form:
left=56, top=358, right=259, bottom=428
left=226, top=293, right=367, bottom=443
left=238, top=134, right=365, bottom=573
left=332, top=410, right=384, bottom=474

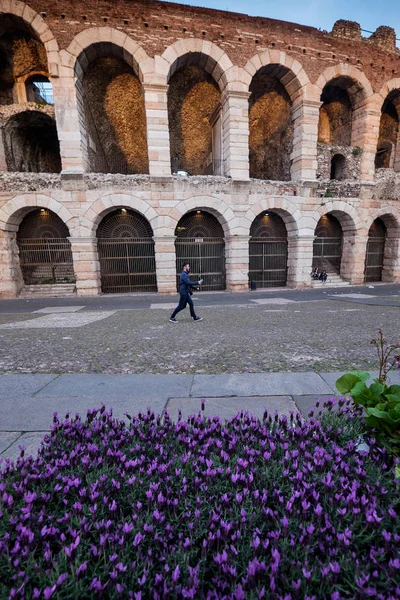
left=249, top=211, right=288, bottom=287
left=364, top=218, right=387, bottom=282
left=175, top=211, right=225, bottom=291
left=313, top=214, right=343, bottom=273
left=17, top=209, right=75, bottom=285
left=97, top=209, right=157, bottom=294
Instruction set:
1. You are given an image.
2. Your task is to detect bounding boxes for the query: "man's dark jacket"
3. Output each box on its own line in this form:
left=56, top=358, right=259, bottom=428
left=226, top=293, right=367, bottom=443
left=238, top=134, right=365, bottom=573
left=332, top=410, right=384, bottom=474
left=178, top=271, right=198, bottom=293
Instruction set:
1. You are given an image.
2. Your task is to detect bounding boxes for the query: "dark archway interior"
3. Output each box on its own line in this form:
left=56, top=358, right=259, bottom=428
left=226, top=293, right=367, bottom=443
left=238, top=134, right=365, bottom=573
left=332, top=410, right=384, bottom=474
left=330, top=154, right=346, bottom=180
left=0, top=15, right=47, bottom=105
left=249, top=67, right=292, bottom=181
left=97, top=209, right=153, bottom=239
left=168, top=56, right=220, bottom=176
left=319, top=80, right=353, bottom=146
left=249, top=211, right=288, bottom=288
left=17, top=209, right=70, bottom=240
left=375, top=92, right=399, bottom=169
left=3, top=111, right=61, bottom=173
left=80, top=49, right=149, bottom=175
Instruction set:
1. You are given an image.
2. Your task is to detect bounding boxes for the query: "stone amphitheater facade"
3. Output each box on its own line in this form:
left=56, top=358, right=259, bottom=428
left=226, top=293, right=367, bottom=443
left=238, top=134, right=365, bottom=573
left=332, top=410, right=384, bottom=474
left=0, top=0, right=399, bottom=297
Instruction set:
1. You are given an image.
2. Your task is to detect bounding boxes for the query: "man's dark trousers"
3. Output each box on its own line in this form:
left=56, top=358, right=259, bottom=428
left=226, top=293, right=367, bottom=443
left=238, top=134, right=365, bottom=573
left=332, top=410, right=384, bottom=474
left=171, top=292, right=196, bottom=319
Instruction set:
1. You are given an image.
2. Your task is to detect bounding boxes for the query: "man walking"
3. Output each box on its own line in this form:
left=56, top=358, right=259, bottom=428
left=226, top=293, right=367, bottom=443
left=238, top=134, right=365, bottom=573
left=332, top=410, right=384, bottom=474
left=169, top=263, right=203, bottom=323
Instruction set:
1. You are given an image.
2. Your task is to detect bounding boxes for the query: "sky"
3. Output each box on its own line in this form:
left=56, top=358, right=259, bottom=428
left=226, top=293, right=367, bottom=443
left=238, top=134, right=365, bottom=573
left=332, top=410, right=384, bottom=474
left=160, top=0, right=400, bottom=41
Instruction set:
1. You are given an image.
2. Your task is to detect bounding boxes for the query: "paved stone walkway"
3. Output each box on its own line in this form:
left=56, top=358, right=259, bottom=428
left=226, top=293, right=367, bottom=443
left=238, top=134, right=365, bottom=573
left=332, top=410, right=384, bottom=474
left=1, top=370, right=398, bottom=463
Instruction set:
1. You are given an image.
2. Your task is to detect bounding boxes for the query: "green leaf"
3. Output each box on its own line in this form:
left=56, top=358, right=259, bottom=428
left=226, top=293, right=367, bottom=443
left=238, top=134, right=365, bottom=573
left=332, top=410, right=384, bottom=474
left=385, top=394, right=400, bottom=403
left=351, top=381, right=380, bottom=407
left=385, top=385, right=400, bottom=396
left=349, top=371, right=371, bottom=382
left=336, top=373, right=362, bottom=395
left=395, top=465, right=400, bottom=480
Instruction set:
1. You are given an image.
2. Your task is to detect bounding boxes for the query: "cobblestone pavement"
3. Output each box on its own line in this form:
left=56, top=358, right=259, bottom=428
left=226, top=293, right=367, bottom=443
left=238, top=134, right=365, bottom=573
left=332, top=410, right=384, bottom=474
left=0, top=296, right=398, bottom=374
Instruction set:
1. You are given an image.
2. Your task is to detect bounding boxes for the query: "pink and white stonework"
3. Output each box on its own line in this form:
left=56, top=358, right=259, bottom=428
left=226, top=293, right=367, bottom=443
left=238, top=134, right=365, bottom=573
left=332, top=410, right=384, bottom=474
left=0, top=0, right=399, bottom=298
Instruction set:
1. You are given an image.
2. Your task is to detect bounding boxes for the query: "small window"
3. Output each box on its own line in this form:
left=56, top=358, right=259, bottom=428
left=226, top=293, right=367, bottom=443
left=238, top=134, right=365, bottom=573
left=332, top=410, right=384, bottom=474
left=25, top=75, right=54, bottom=105
left=330, top=154, right=346, bottom=180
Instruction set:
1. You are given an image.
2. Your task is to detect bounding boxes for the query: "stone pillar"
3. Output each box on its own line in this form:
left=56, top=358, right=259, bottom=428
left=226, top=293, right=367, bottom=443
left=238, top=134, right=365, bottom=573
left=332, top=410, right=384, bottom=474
left=143, top=84, right=171, bottom=177
left=287, top=235, right=315, bottom=288
left=393, top=128, right=400, bottom=172
left=52, top=77, right=87, bottom=174
left=291, top=99, right=321, bottom=181
left=341, top=234, right=368, bottom=284
left=221, top=90, right=250, bottom=181
left=153, top=235, right=177, bottom=294
left=68, top=237, right=101, bottom=296
left=353, top=105, right=381, bottom=182
left=0, top=231, right=23, bottom=298
left=225, top=235, right=250, bottom=292
left=383, top=233, right=400, bottom=282
left=0, top=127, right=7, bottom=172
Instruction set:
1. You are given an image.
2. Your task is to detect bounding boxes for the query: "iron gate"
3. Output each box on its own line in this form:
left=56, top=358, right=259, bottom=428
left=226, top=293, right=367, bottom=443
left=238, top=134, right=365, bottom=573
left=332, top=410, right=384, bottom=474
left=249, top=238, right=288, bottom=287
left=175, top=238, right=226, bottom=291
left=313, top=237, right=343, bottom=273
left=18, top=239, right=75, bottom=285
left=365, top=237, right=386, bottom=282
left=97, top=238, right=157, bottom=294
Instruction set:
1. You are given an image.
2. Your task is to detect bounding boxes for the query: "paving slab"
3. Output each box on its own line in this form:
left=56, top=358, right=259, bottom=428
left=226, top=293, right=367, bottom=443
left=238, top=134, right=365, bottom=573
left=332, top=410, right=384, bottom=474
left=292, top=395, right=339, bottom=417
left=34, top=306, right=86, bottom=313
left=0, top=374, right=58, bottom=399
left=0, top=432, right=21, bottom=454
left=0, top=394, right=168, bottom=431
left=0, top=432, right=47, bottom=463
left=250, top=298, right=295, bottom=305
left=191, top=372, right=332, bottom=397
left=166, top=396, right=296, bottom=421
left=36, top=374, right=194, bottom=401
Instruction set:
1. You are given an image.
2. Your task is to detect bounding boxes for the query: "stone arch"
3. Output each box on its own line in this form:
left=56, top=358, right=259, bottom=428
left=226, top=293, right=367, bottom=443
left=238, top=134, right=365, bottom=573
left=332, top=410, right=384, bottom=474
left=81, top=194, right=160, bottom=238
left=170, top=196, right=242, bottom=236
left=64, top=28, right=150, bottom=80
left=364, top=211, right=400, bottom=282
left=161, top=39, right=234, bottom=91
left=315, top=65, right=373, bottom=107
left=68, top=31, right=150, bottom=174
left=0, top=195, right=75, bottom=232
left=375, top=79, right=400, bottom=171
left=0, top=0, right=59, bottom=75
left=244, top=50, right=310, bottom=101
left=245, top=197, right=302, bottom=238
left=311, top=201, right=360, bottom=281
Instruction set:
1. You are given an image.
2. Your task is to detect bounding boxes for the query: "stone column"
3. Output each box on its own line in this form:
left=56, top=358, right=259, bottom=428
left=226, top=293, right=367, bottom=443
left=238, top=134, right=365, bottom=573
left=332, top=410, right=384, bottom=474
left=0, top=127, right=7, bottom=172
left=383, top=233, right=400, bottom=283
left=221, top=90, right=250, bottom=181
left=143, top=84, right=171, bottom=177
left=353, top=105, right=381, bottom=182
left=52, top=77, right=87, bottom=174
left=341, top=234, right=368, bottom=284
left=153, top=235, right=177, bottom=294
left=225, top=235, right=250, bottom=292
left=287, top=235, right=315, bottom=288
left=290, top=98, right=321, bottom=181
left=0, top=230, right=24, bottom=298
left=68, top=237, right=101, bottom=296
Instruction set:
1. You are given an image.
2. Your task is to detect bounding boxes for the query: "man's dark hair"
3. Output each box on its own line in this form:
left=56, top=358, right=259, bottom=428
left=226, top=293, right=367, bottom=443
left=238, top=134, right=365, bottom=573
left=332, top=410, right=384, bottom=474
left=182, top=262, right=190, bottom=270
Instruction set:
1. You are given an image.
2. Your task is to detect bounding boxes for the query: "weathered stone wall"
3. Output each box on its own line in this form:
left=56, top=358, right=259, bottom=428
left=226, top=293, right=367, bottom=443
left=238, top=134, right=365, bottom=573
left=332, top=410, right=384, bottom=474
left=376, top=102, right=398, bottom=167
left=316, top=144, right=362, bottom=181
left=82, top=57, right=148, bottom=175
left=249, top=73, right=292, bottom=181
left=319, top=86, right=352, bottom=146
left=168, top=66, right=220, bottom=175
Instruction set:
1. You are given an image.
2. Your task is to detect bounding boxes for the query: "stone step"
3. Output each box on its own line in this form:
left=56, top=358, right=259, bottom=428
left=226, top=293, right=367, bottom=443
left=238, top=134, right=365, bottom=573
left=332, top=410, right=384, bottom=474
left=19, top=284, right=77, bottom=299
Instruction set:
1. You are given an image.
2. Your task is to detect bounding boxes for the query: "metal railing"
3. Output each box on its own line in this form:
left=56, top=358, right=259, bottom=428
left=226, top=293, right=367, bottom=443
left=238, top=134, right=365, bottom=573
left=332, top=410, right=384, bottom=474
left=364, top=237, right=386, bottom=282
left=18, top=239, right=75, bottom=285
left=312, top=237, right=343, bottom=273
left=175, top=237, right=226, bottom=291
left=249, top=238, right=288, bottom=288
left=97, top=238, right=157, bottom=294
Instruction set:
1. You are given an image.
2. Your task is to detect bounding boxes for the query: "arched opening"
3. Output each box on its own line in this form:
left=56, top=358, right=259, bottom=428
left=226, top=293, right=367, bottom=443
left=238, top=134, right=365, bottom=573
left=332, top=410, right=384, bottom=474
left=364, top=218, right=387, bottom=282
left=375, top=91, right=400, bottom=170
left=330, top=154, right=346, bottom=180
left=3, top=111, right=61, bottom=172
left=318, top=79, right=353, bottom=146
left=16, top=209, right=75, bottom=285
left=96, top=208, right=156, bottom=294
left=249, top=211, right=288, bottom=288
left=175, top=210, right=225, bottom=290
left=75, top=43, right=149, bottom=174
left=313, top=214, right=343, bottom=274
left=249, top=65, right=293, bottom=181
left=25, top=74, right=53, bottom=104
left=0, top=14, right=48, bottom=105
left=168, top=53, right=222, bottom=176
